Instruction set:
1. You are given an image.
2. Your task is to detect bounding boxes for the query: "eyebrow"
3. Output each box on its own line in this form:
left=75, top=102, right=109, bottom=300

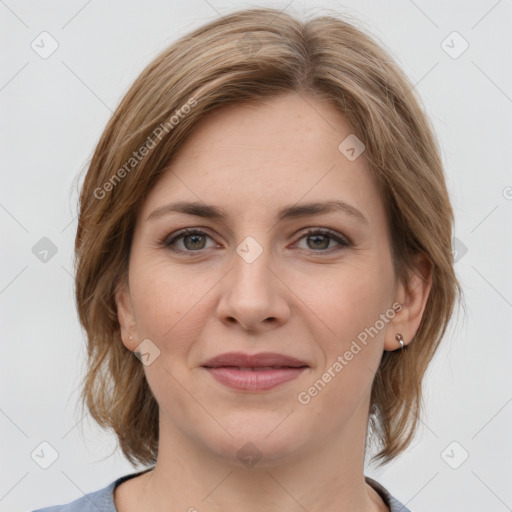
left=146, top=199, right=368, bottom=225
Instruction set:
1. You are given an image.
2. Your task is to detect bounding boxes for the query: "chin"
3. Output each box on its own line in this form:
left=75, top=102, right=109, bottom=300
left=200, top=413, right=309, bottom=469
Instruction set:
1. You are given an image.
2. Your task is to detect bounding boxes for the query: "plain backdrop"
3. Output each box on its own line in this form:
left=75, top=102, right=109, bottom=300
left=1, top=1, right=511, bottom=511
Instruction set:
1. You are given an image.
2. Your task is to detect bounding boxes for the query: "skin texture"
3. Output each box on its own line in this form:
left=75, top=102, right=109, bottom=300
left=114, top=92, right=432, bottom=512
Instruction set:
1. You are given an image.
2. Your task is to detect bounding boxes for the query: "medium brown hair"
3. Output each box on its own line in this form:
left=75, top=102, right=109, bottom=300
left=74, top=7, right=462, bottom=467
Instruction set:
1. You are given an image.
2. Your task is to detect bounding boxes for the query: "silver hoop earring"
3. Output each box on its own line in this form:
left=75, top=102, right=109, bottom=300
left=396, top=333, right=404, bottom=350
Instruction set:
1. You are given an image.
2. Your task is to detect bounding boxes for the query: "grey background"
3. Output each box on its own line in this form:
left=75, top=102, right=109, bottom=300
left=1, top=1, right=511, bottom=511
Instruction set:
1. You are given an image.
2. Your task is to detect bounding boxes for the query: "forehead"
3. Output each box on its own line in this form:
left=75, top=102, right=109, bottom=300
left=139, top=92, right=387, bottom=229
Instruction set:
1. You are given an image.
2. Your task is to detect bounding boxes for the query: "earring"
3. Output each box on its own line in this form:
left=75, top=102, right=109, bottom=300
left=396, top=333, right=404, bottom=350
left=129, top=335, right=133, bottom=341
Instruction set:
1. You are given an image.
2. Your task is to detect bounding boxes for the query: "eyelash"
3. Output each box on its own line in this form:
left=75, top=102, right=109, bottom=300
left=162, top=227, right=351, bottom=256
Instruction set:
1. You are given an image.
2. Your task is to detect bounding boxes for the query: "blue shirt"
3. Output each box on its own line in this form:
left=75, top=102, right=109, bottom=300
left=32, top=469, right=411, bottom=511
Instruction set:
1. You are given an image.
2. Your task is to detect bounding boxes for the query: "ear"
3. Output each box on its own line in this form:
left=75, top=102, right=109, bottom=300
left=115, top=279, right=138, bottom=352
left=384, top=252, right=433, bottom=351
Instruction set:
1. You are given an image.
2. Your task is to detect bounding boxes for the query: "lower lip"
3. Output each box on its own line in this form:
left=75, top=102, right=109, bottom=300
left=204, top=367, right=307, bottom=391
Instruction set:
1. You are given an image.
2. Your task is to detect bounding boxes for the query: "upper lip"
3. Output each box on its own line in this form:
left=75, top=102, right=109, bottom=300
left=202, top=352, right=309, bottom=368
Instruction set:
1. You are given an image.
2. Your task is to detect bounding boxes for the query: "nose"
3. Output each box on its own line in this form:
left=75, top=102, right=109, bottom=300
left=215, top=240, right=291, bottom=333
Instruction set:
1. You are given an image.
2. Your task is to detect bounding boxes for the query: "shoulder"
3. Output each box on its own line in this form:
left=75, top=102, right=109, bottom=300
left=30, top=480, right=117, bottom=512
left=30, top=469, right=152, bottom=512
left=365, top=476, right=411, bottom=512
left=30, top=481, right=116, bottom=512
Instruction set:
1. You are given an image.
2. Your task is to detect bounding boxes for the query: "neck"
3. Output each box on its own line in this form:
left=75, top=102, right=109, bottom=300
left=134, top=408, right=387, bottom=512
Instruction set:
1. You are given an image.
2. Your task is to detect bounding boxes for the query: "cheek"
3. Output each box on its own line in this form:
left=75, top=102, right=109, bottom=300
left=299, top=253, right=395, bottom=382
left=129, top=258, right=211, bottom=349
left=295, top=266, right=394, bottom=421
left=312, top=258, right=393, bottom=332
left=129, top=261, right=212, bottom=409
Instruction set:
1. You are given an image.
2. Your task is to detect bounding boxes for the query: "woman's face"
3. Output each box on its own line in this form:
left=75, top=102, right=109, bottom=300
left=117, top=92, right=410, bottom=466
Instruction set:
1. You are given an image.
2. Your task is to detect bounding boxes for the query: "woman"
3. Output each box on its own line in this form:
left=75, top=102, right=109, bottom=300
left=33, top=7, right=461, bottom=512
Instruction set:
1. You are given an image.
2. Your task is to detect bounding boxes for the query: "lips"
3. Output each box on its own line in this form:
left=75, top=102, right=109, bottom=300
left=202, top=352, right=308, bottom=391
left=202, top=352, right=308, bottom=369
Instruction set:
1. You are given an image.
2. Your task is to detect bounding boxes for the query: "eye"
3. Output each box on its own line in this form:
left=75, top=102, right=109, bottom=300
left=163, top=229, right=216, bottom=254
left=294, top=228, right=350, bottom=253
left=162, top=227, right=351, bottom=255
